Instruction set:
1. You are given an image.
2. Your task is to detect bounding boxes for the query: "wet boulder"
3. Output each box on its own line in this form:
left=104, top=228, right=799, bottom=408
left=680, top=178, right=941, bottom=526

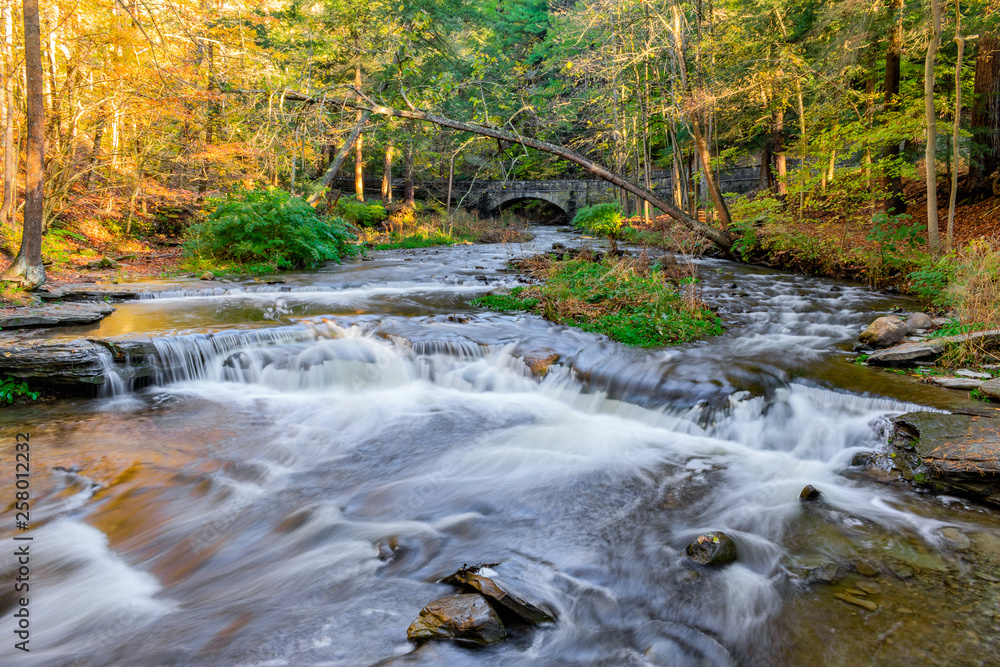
left=799, top=485, right=821, bottom=501
left=906, top=312, right=933, bottom=332
left=892, top=412, right=1000, bottom=506
left=406, top=594, right=506, bottom=645
left=443, top=561, right=556, bottom=624
left=980, top=379, right=1000, bottom=402
left=683, top=532, right=737, bottom=566
left=858, top=316, right=907, bottom=348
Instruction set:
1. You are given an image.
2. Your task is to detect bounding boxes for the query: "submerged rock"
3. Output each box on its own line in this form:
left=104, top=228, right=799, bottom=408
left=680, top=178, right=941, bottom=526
left=442, top=562, right=556, bottom=624
left=858, top=316, right=907, bottom=348
left=406, top=594, right=506, bottom=645
left=683, top=532, right=737, bottom=566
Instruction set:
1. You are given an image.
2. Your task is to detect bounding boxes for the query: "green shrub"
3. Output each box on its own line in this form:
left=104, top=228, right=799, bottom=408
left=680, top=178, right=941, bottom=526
left=334, top=198, right=388, bottom=227
left=572, top=203, right=623, bottom=240
left=0, top=376, right=38, bottom=405
left=184, top=188, right=356, bottom=270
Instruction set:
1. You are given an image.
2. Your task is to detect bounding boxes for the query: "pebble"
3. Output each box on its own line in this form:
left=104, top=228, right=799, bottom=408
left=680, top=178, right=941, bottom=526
left=855, top=581, right=882, bottom=595
left=834, top=593, right=878, bottom=612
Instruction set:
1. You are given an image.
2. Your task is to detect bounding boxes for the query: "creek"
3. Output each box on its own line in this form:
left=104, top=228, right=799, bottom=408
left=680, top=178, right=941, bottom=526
left=2, top=226, right=999, bottom=666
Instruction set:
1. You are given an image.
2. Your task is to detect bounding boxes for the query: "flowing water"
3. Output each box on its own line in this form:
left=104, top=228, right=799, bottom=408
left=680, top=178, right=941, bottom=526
left=2, top=227, right=999, bottom=666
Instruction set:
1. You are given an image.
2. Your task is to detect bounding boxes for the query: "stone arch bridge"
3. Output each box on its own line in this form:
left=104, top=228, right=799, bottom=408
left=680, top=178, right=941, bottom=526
left=328, top=165, right=760, bottom=220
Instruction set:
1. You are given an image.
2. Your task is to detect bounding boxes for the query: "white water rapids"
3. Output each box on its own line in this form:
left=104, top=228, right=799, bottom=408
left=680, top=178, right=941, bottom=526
left=2, top=227, right=998, bottom=666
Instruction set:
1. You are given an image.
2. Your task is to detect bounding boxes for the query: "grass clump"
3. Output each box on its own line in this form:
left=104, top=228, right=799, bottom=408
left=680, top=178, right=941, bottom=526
left=470, top=286, right=539, bottom=311
left=183, top=187, right=356, bottom=271
left=473, top=254, right=724, bottom=347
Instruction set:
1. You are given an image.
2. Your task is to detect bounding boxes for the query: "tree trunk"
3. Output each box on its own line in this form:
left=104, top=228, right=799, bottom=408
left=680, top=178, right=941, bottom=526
left=884, top=0, right=907, bottom=214
left=925, top=0, right=942, bottom=257
left=692, top=116, right=732, bottom=228
left=772, top=108, right=787, bottom=196
left=404, top=130, right=415, bottom=208
left=0, top=0, right=15, bottom=227
left=948, top=4, right=966, bottom=252
left=381, top=142, right=393, bottom=204
left=969, top=35, right=1000, bottom=193
left=351, top=100, right=734, bottom=253
left=306, top=111, right=371, bottom=205
left=354, top=64, right=364, bottom=201
left=83, top=107, right=106, bottom=189
left=446, top=152, right=455, bottom=216
left=3, top=0, right=45, bottom=288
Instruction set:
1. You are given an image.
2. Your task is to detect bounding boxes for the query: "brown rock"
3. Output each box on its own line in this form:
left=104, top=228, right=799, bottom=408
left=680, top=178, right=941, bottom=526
left=834, top=592, right=878, bottom=612
left=980, top=378, right=1000, bottom=401
left=800, top=485, right=821, bottom=501
left=200, top=271, right=215, bottom=281
left=906, top=312, right=933, bottom=332
left=859, top=316, right=907, bottom=348
left=523, top=353, right=560, bottom=377
left=683, top=532, right=737, bottom=566
left=406, top=594, right=506, bottom=645
left=442, top=562, right=556, bottom=624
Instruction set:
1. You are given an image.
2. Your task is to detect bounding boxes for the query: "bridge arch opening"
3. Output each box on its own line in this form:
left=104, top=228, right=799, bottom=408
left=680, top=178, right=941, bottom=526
left=491, top=197, right=570, bottom=225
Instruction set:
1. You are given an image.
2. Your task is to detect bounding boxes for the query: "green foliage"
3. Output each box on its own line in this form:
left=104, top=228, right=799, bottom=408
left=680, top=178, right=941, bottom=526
left=908, top=255, right=958, bottom=305
left=369, top=231, right=456, bottom=250
left=539, top=259, right=724, bottom=347
left=572, top=203, right=623, bottom=239
left=471, top=287, right=539, bottom=311
left=0, top=377, right=38, bottom=405
left=184, top=188, right=356, bottom=270
left=334, top=198, right=389, bottom=227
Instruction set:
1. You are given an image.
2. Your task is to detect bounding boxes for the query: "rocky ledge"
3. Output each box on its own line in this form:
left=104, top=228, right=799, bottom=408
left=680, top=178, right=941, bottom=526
left=0, top=302, right=115, bottom=329
left=887, top=411, right=1000, bottom=507
left=0, top=335, right=157, bottom=389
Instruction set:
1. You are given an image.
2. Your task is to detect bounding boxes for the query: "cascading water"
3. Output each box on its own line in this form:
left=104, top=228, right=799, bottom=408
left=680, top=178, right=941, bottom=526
left=2, top=226, right=998, bottom=666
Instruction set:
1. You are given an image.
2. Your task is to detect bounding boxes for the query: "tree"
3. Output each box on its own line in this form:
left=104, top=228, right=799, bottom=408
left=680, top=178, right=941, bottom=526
left=884, top=0, right=907, bottom=215
left=925, top=0, right=943, bottom=257
left=0, top=0, right=15, bottom=228
left=3, top=0, right=44, bottom=288
left=969, top=35, right=1000, bottom=193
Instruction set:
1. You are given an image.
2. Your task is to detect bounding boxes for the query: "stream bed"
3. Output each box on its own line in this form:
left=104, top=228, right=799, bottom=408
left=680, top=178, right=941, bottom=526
left=2, top=226, right=999, bottom=666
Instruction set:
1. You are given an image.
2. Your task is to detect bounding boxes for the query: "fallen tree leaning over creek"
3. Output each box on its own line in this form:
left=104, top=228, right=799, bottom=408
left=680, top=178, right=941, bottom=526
left=288, top=89, right=736, bottom=257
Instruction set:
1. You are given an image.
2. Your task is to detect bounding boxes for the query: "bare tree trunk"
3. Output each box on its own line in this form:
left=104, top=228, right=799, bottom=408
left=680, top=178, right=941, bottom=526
left=925, top=0, right=942, bottom=257
left=773, top=108, right=787, bottom=196
left=446, top=152, right=455, bottom=216
left=306, top=111, right=371, bottom=205
left=83, top=106, right=106, bottom=189
left=969, top=35, right=1000, bottom=193
left=0, top=0, right=15, bottom=227
left=354, top=64, right=364, bottom=201
left=884, top=0, right=907, bottom=213
left=381, top=141, right=393, bottom=204
left=404, top=128, right=415, bottom=208
left=349, top=100, right=734, bottom=253
left=3, top=0, right=45, bottom=288
left=947, top=2, right=967, bottom=252
left=692, top=117, right=731, bottom=228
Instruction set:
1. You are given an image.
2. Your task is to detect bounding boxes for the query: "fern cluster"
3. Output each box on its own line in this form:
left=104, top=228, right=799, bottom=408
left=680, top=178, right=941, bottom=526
left=184, top=188, right=357, bottom=270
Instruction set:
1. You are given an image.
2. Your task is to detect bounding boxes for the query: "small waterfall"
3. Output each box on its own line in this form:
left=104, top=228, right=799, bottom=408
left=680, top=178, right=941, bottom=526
left=95, top=347, right=129, bottom=397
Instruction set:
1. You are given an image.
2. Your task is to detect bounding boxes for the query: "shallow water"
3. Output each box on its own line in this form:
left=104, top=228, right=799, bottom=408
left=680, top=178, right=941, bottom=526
left=2, top=227, right=999, bottom=666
